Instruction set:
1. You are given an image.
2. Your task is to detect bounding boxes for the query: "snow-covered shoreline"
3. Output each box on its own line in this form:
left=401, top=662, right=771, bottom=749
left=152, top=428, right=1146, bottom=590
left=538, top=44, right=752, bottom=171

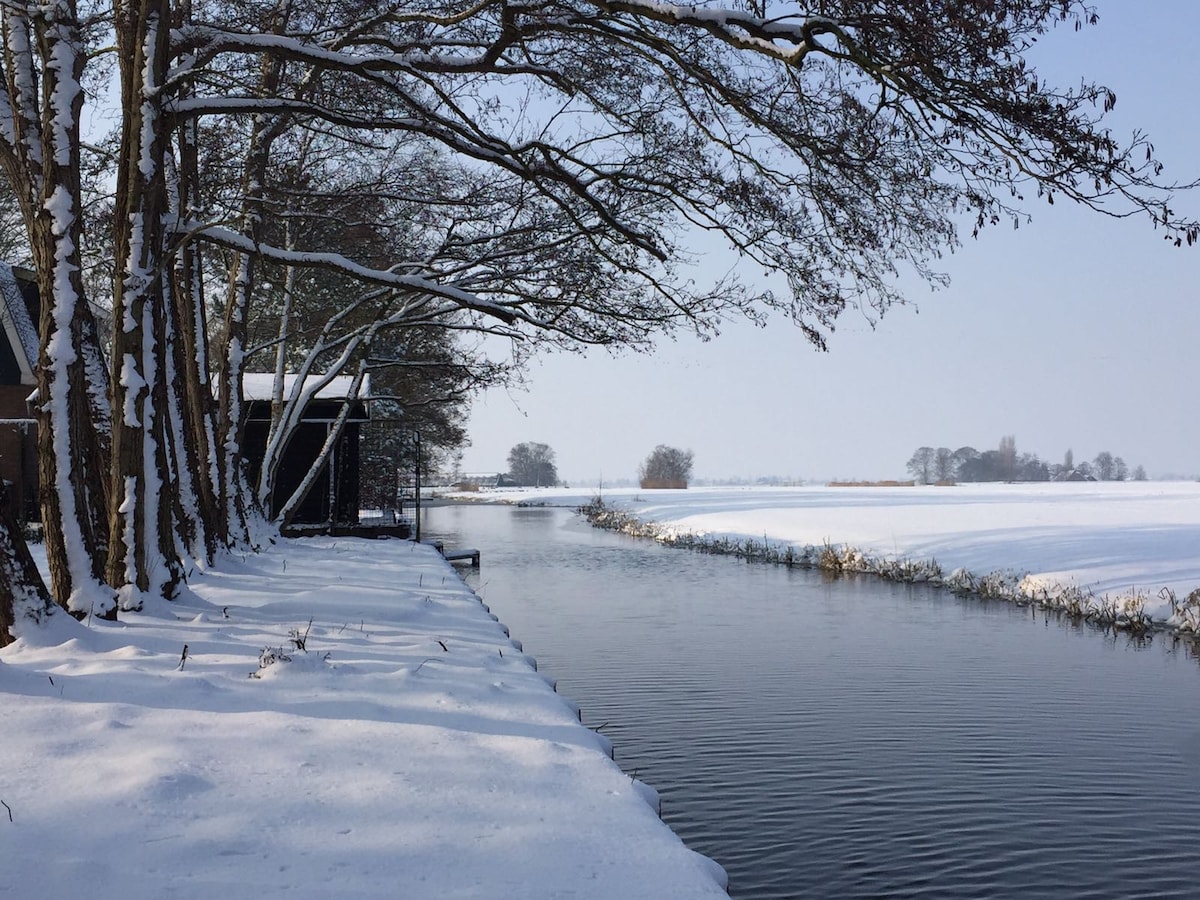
left=445, top=482, right=1200, bottom=633
left=1, top=538, right=728, bottom=899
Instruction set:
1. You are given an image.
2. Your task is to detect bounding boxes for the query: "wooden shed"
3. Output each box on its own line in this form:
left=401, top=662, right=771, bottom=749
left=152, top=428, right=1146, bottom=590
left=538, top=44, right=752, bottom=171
left=240, top=374, right=370, bottom=527
left=0, top=264, right=40, bottom=522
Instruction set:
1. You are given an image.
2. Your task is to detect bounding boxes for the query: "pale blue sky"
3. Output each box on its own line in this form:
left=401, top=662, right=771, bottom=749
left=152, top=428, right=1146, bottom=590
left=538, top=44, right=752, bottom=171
left=460, top=3, right=1200, bottom=484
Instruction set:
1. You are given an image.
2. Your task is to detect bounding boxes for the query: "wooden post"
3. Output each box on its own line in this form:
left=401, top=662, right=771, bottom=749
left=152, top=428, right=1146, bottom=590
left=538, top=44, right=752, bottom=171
left=326, top=423, right=337, bottom=528
left=414, top=430, right=422, bottom=542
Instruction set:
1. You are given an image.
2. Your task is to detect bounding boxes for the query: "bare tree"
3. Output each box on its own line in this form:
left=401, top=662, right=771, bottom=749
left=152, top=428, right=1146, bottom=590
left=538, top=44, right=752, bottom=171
left=934, top=447, right=956, bottom=483
left=640, top=446, right=694, bottom=489
left=1094, top=450, right=1115, bottom=481
left=907, top=447, right=936, bottom=485
left=998, top=436, right=1018, bottom=482
left=508, top=443, right=558, bottom=487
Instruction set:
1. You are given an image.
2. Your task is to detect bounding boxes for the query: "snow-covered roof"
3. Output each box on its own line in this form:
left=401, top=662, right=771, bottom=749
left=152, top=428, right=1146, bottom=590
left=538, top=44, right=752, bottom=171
left=0, top=262, right=38, bottom=385
left=241, top=373, right=371, bottom=402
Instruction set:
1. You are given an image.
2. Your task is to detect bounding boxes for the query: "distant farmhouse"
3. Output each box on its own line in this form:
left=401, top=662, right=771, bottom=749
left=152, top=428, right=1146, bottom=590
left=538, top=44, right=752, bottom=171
left=1052, top=468, right=1097, bottom=483
left=0, top=264, right=39, bottom=521
left=454, top=473, right=518, bottom=490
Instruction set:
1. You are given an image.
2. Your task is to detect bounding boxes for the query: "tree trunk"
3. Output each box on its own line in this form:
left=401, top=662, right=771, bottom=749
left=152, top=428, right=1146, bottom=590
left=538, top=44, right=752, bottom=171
left=0, top=480, right=53, bottom=646
left=21, top=6, right=117, bottom=616
left=215, top=44, right=292, bottom=547
left=106, top=0, right=184, bottom=602
left=172, top=180, right=221, bottom=559
left=165, top=254, right=217, bottom=563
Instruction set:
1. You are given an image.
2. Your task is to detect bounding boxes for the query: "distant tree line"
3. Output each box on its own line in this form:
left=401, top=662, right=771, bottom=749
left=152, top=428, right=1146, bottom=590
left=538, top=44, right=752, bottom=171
left=906, top=438, right=1148, bottom=484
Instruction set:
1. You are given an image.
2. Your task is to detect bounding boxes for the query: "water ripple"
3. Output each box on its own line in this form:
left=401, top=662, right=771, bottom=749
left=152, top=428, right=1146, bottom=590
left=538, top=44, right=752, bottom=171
left=429, top=506, right=1200, bottom=899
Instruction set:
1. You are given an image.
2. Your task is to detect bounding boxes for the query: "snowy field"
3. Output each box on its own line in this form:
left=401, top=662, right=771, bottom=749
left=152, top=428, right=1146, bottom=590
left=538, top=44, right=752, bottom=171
left=448, top=481, right=1200, bottom=626
left=0, top=539, right=727, bottom=899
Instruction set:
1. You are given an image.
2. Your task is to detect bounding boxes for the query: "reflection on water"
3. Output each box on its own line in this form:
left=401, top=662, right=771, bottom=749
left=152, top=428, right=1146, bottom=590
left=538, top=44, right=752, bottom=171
left=425, top=504, right=1200, bottom=899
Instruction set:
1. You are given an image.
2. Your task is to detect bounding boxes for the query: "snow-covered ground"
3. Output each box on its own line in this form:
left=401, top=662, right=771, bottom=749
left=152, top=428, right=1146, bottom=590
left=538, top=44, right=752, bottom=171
left=446, top=481, right=1200, bottom=626
left=0, top=538, right=727, bottom=899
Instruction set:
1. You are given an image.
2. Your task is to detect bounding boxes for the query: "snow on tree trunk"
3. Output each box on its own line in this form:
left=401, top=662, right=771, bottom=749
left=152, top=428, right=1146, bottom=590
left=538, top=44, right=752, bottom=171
left=171, top=105, right=223, bottom=557
left=106, top=0, right=184, bottom=604
left=5, top=5, right=118, bottom=616
left=265, top=254, right=296, bottom=479
left=256, top=250, right=296, bottom=509
left=217, top=252, right=251, bottom=544
left=181, top=252, right=223, bottom=553
left=215, top=48, right=292, bottom=547
left=164, top=257, right=216, bottom=563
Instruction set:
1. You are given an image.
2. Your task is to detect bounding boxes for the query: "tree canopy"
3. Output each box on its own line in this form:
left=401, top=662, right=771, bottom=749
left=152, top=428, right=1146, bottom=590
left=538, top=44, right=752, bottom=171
left=508, top=442, right=559, bottom=487
left=640, top=445, right=694, bottom=489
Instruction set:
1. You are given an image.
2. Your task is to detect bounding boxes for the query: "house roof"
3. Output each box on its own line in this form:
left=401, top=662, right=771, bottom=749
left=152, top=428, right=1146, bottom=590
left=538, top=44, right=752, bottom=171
left=0, top=263, right=38, bottom=386
left=242, top=373, right=371, bottom=403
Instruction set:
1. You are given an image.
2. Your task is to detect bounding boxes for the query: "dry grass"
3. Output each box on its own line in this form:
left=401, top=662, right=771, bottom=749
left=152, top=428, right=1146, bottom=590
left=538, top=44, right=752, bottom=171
left=827, top=480, right=915, bottom=487
left=580, top=497, right=1198, bottom=637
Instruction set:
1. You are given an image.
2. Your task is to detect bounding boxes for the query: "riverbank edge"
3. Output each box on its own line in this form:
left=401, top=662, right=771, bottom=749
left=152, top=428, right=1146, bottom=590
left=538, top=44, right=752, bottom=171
left=577, top=497, right=1200, bottom=637
left=452, top=551, right=732, bottom=895
left=8, top=536, right=733, bottom=898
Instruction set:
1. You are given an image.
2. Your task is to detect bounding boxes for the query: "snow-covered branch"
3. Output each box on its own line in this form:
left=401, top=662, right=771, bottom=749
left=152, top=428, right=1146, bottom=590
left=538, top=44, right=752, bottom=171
left=168, top=215, right=520, bottom=325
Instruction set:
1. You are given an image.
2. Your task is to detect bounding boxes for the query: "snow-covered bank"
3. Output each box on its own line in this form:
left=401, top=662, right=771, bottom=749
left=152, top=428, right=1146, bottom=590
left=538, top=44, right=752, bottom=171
left=447, top=483, right=1200, bottom=632
left=0, top=538, right=728, bottom=899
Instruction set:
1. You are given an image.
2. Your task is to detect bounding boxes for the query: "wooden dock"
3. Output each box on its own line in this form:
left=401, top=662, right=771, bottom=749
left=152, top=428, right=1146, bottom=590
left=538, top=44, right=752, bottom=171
left=443, top=548, right=481, bottom=567
left=421, top=539, right=480, bottom=567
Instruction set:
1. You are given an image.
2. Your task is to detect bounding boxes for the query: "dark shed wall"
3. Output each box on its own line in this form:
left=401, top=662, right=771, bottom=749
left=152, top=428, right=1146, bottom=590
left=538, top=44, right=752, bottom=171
left=241, top=407, right=363, bottom=524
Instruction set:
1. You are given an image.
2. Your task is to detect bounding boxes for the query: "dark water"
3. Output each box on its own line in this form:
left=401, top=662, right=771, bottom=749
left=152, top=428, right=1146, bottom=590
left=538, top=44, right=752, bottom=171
left=424, top=504, right=1200, bottom=899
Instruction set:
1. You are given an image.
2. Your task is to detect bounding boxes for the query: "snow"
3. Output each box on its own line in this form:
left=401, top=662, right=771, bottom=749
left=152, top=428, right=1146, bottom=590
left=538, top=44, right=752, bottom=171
left=119, top=352, right=147, bottom=426
left=138, top=18, right=160, bottom=179
left=1, top=538, right=728, bottom=899
left=446, top=481, right=1200, bottom=625
left=5, top=18, right=43, bottom=170
left=45, top=28, right=82, bottom=167
left=241, top=372, right=370, bottom=402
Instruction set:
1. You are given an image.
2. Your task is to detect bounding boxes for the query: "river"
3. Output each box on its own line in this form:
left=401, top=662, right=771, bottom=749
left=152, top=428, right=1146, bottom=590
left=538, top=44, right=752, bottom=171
left=423, top=503, right=1200, bottom=898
